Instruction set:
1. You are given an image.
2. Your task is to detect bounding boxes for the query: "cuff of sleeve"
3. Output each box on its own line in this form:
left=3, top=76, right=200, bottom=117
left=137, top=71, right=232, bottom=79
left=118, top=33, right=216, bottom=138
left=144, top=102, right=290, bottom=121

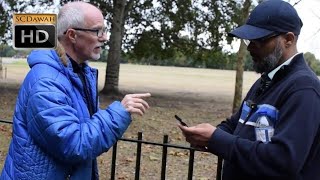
left=109, top=101, right=131, bottom=119
left=207, top=128, right=236, bottom=160
left=107, top=101, right=132, bottom=136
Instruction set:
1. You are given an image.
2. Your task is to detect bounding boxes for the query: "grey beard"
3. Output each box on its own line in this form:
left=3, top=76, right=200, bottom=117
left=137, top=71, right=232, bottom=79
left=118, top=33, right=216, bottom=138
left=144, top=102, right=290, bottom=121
left=253, top=40, right=283, bottom=74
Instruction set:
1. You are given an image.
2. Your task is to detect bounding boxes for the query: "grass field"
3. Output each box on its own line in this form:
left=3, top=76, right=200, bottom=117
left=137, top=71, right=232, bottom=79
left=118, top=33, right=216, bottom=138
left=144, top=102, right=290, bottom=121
left=0, top=58, right=261, bottom=179
left=1, top=57, right=260, bottom=100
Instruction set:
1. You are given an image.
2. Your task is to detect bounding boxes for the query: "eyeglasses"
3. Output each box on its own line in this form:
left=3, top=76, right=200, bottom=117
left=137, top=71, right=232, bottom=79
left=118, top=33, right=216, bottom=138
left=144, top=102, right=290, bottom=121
left=243, top=33, right=283, bottom=46
left=64, top=27, right=107, bottom=38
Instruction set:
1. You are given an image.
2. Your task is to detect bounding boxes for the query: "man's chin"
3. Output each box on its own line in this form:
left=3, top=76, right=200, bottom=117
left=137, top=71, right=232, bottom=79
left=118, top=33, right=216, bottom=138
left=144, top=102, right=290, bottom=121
left=90, top=54, right=101, bottom=61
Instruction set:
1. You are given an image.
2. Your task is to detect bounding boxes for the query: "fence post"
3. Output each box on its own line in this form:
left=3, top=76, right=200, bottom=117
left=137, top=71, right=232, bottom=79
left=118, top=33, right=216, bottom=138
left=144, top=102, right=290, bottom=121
left=135, top=132, right=143, bottom=180
left=110, top=142, right=118, bottom=180
left=160, top=135, right=168, bottom=180
left=216, top=157, right=223, bottom=180
left=187, top=148, right=195, bottom=180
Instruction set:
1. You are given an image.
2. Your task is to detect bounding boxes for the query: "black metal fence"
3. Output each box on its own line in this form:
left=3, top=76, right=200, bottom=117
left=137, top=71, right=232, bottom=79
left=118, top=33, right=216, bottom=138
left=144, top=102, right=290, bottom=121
left=0, top=119, right=222, bottom=180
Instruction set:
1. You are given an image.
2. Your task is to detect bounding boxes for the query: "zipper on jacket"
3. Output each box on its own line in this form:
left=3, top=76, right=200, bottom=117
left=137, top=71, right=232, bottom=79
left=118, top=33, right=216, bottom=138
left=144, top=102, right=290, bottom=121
left=95, top=69, right=98, bottom=112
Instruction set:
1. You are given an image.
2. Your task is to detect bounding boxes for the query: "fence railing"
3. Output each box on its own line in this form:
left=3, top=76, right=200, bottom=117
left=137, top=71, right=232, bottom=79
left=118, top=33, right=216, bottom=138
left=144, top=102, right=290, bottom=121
left=0, top=119, right=222, bottom=180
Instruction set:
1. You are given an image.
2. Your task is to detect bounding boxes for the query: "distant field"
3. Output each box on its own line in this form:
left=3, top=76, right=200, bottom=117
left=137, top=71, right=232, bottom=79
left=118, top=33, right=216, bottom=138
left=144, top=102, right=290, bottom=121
left=1, top=57, right=260, bottom=101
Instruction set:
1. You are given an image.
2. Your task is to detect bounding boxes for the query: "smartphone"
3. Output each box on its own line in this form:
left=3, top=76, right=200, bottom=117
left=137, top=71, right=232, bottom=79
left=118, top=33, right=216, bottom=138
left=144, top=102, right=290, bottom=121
left=174, top=115, right=188, bottom=127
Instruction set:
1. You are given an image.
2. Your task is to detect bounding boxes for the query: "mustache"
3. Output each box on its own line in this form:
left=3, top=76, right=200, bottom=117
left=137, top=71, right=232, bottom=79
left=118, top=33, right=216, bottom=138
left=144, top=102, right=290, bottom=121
left=252, top=39, right=283, bottom=74
left=100, top=42, right=108, bottom=48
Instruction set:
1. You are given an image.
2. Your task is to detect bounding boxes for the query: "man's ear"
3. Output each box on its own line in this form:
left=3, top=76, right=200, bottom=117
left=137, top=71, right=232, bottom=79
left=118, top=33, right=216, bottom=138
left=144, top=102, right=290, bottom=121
left=65, top=29, right=77, bottom=43
left=283, top=32, right=295, bottom=48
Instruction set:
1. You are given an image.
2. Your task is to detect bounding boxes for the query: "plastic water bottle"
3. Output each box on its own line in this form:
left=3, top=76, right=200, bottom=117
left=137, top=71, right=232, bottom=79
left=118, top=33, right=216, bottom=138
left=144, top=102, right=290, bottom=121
left=255, top=113, right=274, bottom=143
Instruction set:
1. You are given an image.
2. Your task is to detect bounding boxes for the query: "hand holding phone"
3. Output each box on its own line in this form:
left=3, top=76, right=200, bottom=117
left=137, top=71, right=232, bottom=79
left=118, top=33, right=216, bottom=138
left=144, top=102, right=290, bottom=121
left=174, top=115, right=188, bottom=127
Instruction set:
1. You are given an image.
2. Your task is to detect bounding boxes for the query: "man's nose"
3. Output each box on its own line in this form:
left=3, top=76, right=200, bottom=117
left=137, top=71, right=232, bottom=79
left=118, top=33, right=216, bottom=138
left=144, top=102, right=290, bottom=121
left=99, top=32, right=108, bottom=42
left=247, top=41, right=256, bottom=51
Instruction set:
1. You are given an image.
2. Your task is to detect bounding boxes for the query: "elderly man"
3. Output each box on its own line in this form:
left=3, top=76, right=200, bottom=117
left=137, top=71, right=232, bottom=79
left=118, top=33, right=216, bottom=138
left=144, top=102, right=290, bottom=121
left=179, top=0, right=320, bottom=179
left=1, top=2, right=150, bottom=180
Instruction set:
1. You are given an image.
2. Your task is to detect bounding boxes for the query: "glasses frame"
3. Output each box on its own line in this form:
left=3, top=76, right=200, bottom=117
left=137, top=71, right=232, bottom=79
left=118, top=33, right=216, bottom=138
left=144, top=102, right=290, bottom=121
left=64, top=27, right=107, bottom=38
left=244, top=32, right=284, bottom=46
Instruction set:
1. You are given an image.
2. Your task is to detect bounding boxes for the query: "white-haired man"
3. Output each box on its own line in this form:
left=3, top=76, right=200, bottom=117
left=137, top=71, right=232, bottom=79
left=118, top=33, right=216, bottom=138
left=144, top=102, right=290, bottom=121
left=1, top=2, right=150, bottom=179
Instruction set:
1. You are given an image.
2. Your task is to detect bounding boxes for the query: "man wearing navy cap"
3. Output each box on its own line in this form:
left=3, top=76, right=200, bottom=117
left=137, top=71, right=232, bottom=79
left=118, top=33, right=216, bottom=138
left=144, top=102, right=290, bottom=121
left=179, top=0, right=320, bottom=179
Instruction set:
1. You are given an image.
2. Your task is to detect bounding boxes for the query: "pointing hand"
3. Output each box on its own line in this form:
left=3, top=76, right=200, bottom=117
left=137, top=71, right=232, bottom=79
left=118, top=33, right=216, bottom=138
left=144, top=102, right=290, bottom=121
left=121, top=93, right=151, bottom=116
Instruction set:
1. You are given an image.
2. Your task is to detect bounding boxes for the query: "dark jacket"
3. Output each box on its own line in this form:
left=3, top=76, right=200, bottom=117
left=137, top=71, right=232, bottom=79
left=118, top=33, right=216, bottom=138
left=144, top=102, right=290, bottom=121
left=208, top=54, right=320, bottom=180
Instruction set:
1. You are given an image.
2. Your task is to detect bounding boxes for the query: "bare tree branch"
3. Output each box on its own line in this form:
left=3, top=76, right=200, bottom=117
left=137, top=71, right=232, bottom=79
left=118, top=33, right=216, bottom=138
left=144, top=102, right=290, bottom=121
left=306, top=9, right=320, bottom=40
left=293, top=0, right=302, bottom=6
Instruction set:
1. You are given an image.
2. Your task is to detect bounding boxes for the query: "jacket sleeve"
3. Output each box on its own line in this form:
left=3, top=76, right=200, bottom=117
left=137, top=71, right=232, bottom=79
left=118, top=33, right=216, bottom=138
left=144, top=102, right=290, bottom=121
left=26, top=78, right=131, bottom=164
left=216, top=103, right=242, bottom=133
left=207, top=88, right=320, bottom=177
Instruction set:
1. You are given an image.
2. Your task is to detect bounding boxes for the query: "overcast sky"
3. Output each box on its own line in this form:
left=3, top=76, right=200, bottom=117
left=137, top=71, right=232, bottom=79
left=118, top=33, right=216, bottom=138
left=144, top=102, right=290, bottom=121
left=294, top=0, right=320, bottom=59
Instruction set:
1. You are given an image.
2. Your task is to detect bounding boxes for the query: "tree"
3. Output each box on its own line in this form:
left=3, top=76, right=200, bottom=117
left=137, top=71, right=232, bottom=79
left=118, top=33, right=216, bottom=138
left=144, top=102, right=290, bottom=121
left=304, top=52, right=320, bottom=75
left=1, top=0, right=16, bottom=79
left=232, top=0, right=252, bottom=113
left=129, top=0, right=240, bottom=66
left=1, top=0, right=54, bottom=79
left=100, top=0, right=135, bottom=95
left=88, top=0, right=154, bottom=95
left=59, top=0, right=155, bottom=95
left=0, top=2, right=6, bottom=79
left=0, top=0, right=47, bottom=42
left=90, top=0, right=240, bottom=95
left=0, top=2, right=8, bottom=41
left=1, top=0, right=243, bottom=96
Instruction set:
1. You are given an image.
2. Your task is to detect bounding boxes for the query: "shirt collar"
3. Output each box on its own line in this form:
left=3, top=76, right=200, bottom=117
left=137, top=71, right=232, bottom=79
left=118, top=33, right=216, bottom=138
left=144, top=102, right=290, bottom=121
left=268, top=52, right=301, bottom=80
left=66, top=54, right=84, bottom=73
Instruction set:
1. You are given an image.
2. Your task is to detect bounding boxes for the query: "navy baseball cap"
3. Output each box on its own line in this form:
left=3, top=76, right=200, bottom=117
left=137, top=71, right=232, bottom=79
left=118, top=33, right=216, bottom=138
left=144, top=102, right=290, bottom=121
left=229, top=0, right=303, bottom=40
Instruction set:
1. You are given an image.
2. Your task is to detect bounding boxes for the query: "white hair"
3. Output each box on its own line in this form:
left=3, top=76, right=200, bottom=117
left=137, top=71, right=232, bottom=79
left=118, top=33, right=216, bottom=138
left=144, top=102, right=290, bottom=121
left=57, top=2, right=87, bottom=39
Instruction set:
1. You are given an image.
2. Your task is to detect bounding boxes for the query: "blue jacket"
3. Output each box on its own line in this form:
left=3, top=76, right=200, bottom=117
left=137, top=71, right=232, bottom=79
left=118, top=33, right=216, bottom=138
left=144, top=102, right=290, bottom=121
left=208, top=54, right=320, bottom=180
left=1, top=50, right=131, bottom=180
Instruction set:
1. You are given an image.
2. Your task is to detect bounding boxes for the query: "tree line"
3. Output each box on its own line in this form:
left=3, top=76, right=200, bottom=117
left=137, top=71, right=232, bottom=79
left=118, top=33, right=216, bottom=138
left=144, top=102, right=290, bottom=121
left=1, top=43, right=319, bottom=75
